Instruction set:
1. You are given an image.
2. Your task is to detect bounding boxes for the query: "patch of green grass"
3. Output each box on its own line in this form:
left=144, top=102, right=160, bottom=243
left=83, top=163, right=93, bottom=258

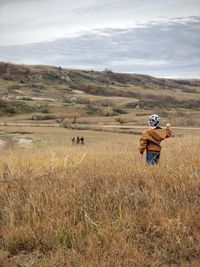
left=0, top=100, right=37, bottom=116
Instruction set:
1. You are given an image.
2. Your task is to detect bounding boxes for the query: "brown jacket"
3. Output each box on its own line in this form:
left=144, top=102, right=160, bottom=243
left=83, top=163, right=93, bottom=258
left=139, top=127, right=171, bottom=154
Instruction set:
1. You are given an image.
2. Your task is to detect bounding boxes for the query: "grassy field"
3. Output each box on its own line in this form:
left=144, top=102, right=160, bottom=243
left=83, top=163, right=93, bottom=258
left=0, top=127, right=200, bottom=266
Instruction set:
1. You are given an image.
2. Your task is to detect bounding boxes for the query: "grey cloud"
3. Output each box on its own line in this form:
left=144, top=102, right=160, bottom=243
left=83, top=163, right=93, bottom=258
left=0, top=17, right=200, bottom=78
left=1, top=0, right=200, bottom=45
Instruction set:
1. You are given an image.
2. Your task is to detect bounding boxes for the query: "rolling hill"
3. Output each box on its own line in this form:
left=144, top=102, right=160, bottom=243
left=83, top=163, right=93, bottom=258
left=0, top=62, right=200, bottom=126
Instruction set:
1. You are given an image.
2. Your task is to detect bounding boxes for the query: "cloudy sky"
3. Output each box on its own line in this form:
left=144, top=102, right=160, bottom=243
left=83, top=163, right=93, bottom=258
left=0, top=0, right=200, bottom=78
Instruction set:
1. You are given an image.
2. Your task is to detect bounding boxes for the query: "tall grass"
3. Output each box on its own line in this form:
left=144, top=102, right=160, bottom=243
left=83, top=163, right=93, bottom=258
left=0, top=135, right=200, bottom=266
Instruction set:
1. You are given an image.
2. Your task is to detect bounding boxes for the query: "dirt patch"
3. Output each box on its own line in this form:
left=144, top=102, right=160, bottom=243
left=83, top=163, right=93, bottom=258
left=0, top=139, right=6, bottom=150
left=18, top=138, right=33, bottom=147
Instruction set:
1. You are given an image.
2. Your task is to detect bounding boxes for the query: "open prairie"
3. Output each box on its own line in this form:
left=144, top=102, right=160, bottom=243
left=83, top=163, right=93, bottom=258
left=0, top=62, right=200, bottom=266
left=0, top=126, right=200, bottom=266
left=1, top=0, right=200, bottom=265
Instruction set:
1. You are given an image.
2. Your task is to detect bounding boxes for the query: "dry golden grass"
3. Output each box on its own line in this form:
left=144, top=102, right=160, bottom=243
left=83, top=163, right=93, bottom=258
left=0, top=133, right=200, bottom=266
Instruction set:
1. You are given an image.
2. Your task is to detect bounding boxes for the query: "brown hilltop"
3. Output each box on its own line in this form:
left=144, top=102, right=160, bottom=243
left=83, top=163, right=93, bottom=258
left=0, top=61, right=199, bottom=90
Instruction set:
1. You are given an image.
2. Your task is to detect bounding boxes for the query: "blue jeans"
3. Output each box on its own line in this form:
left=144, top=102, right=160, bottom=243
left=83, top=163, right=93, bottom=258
left=146, top=152, right=160, bottom=165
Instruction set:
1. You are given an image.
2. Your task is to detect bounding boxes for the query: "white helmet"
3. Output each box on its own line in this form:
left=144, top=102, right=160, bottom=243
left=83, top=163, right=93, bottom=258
left=149, top=114, right=160, bottom=127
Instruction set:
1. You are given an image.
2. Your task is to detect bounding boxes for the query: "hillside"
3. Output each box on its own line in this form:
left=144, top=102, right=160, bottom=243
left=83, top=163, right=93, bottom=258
left=0, top=65, right=200, bottom=267
left=0, top=62, right=200, bottom=126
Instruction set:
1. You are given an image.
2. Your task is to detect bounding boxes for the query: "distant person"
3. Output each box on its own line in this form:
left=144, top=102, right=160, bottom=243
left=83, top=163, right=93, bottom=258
left=80, top=137, right=85, bottom=145
left=71, top=137, right=75, bottom=144
left=76, top=136, right=80, bottom=145
left=138, top=114, right=171, bottom=165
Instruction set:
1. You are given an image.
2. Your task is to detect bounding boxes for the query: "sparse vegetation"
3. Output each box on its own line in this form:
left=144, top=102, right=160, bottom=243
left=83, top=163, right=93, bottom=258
left=112, top=107, right=128, bottom=114
left=31, top=114, right=56, bottom=120
left=62, top=118, right=72, bottom=128
left=115, top=117, right=126, bottom=124
left=0, top=100, right=36, bottom=115
left=126, top=96, right=200, bottom=110
left=86, top=104, right=102, bottom=115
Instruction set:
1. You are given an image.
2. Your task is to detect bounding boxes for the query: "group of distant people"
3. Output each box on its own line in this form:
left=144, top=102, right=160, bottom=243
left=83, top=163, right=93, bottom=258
left=72, top=136, right=85, bottom=145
